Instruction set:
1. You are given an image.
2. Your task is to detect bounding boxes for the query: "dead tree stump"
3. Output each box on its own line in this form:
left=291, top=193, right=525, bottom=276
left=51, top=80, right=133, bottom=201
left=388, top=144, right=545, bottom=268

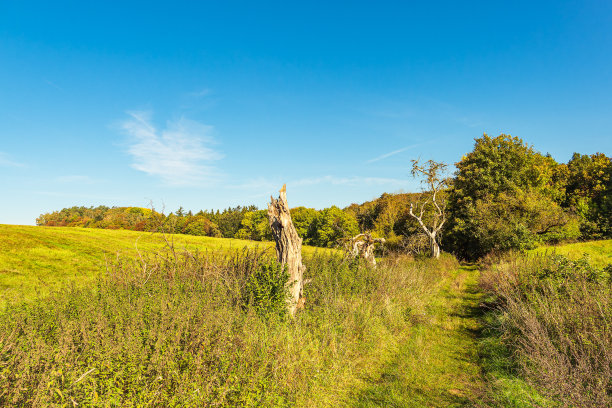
left=350, top=233, right=385, bottom=266
left=267, top=184, right=305, bottom=316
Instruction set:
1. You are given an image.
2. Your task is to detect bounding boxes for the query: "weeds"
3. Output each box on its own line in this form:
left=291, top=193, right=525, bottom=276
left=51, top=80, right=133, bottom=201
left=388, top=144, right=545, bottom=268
left=480, top=253, right=612, bottom=407
left=0, top=245, right=452, bottom=407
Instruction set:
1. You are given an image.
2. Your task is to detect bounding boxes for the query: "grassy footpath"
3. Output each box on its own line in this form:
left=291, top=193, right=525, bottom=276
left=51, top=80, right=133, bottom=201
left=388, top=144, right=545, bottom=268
left=0, top=224, right=329, bottom=307
left=353, top=265, right=486, bottom=407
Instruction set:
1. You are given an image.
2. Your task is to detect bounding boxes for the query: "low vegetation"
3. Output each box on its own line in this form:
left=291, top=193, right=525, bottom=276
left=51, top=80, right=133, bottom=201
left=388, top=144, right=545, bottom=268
left=0, top=224, right=333, bottom=307
left=480, top=252, right=612, bottom=407
left=0, top=244, right=459, bottom=406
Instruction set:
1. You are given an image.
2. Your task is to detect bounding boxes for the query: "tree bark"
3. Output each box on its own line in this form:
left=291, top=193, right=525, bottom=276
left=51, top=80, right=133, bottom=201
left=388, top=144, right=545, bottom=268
left=410, top=202, right=444, bottom=259
left=267, top=184, right=305, bottom=317
left=430, top=236, right=440, bottom=259
left=350, top=233, right=385, bottom=266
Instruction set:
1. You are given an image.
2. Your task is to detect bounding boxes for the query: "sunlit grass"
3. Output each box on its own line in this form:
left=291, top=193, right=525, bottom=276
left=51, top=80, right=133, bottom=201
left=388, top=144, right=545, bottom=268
left=530, top=239, right=612, bottom=267
left=480, top=249, right=612, bottom=407
left=0, top=224, right=332, bottom=307
left=0, top=237, right=457, bottom=406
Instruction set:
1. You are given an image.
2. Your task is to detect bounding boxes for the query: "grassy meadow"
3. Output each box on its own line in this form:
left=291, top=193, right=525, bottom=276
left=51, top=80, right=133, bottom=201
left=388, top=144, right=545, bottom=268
left=1, top=224, right=611, bottom=406
left=531, top=239, right=612, bottom=267
left=481, top=243, right=612, bottom=407
left=0, top=224, right=332, bottom=307
left=0, top=225, right=481, bottom=407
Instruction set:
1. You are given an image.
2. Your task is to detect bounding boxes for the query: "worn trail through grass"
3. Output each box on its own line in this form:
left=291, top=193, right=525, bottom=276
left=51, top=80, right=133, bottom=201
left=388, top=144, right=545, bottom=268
left=354, top=265, right=485, bottom=407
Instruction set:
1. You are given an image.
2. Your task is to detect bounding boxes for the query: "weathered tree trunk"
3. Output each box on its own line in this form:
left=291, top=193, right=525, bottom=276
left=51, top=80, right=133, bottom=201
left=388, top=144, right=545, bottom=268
left=350, top=233, right=385, bottom=267
left=430, top=235, right=440, bottom=259
left=267, top=184, right=305, bottom=316
left=409, top=202, right=444, bottom=260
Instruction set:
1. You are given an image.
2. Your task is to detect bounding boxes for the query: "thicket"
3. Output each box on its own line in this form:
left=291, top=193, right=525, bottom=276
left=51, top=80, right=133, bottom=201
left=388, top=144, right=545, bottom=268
left=0, top=246, right=455, bottom=407
left=480, top=253, right=612, bottom=407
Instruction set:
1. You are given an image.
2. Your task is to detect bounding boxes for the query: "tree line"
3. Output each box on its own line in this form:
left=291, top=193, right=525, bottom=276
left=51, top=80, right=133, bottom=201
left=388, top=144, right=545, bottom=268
left=37, top=134, right=611, bottom=259
left=36, top=204, right=363, bottom=249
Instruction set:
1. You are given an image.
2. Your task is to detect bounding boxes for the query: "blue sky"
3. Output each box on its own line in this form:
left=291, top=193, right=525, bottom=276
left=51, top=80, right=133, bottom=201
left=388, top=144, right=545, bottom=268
left=1, top=1, right=611, bottom=225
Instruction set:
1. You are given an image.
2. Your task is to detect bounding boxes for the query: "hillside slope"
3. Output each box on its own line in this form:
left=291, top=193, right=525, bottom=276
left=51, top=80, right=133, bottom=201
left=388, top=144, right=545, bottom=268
left=0, top=225, right=327, bottom=307
left=531, top=239, right=612, bottom=267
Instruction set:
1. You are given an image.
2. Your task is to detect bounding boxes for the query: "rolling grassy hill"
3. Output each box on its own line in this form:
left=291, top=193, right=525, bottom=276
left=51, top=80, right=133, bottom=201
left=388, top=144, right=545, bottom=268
left=531, top=239, right=612, bottom=267
left=0, top=224, right=329, bottom=307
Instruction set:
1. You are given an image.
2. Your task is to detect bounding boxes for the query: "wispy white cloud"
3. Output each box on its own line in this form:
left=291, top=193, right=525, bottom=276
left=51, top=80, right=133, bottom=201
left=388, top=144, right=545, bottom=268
left=44, top=79, right=65, bottom=92
left=0, top=152, right=25, bottom=168
left=366, top=144, right=421, bottom=163
left=120, top=111, right=223, bottom=186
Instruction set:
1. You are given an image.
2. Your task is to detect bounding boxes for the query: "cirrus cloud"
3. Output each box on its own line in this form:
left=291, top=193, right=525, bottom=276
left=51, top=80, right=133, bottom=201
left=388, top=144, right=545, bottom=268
left=0, top=152, right=25, bottom=168
left=120, top=111, right=223, bottom=186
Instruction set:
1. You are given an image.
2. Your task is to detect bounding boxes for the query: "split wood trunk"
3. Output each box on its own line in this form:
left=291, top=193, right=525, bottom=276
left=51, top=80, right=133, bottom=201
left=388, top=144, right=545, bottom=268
left=267, top=185, right=305, bottom=316
left=350, top=233, right=385, bottom=267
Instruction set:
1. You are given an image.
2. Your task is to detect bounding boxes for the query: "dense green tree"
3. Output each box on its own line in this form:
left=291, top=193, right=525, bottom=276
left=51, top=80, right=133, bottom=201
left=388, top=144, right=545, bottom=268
left=345, top=193, right=422, bottom=251
left=235, top=210, right=271, bottom=241
left=447, top=134, right=575, bottom=259
left=309, top=206, right=359, bottom=247
left=289, top=207, right=319, bottom=241
left=182, top=215, right=221, bottom=237
left=564, top=152, right=612, bottom=238
left=208, top=205, right=258, bottom=238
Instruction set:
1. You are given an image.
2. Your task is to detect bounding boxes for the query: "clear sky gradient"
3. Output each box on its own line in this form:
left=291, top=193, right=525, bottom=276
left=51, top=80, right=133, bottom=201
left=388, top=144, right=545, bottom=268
left=1, top=1, right=611, bottom=225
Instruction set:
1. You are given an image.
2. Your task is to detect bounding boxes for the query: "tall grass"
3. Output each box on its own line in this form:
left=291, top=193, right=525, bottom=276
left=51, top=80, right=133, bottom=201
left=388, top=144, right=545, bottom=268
left=480, top=253, right=612, bottom=407
left=0, top=224, right=334, bottom=307
left=0, top=245, right=454, bottom=406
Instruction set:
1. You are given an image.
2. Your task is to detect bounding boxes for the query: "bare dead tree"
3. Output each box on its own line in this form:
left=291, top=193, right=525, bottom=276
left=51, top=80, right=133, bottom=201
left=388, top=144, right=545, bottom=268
left=267, top=184, right=306, bottom=317
left=400, top=233, right=429, bottom=257
left=348, top=233, right=385, bottom=266
left=409, top=159, right=448, bottom=259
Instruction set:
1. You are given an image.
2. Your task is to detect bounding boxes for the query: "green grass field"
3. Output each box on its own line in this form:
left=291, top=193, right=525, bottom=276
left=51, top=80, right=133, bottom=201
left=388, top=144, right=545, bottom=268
left=531, top=239, right=612, bottom=267
left=2, top=225, right=610, bottom=405
left=0, top=224, right=330, bottom=307
left=1, top=225, right=476, bottom=406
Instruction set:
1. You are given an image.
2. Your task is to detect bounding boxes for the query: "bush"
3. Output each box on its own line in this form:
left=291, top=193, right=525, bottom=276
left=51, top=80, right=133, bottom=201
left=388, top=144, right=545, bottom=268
left=244, top=260, right=289, bottom=318
left=447, top=134, right=573, bottom=260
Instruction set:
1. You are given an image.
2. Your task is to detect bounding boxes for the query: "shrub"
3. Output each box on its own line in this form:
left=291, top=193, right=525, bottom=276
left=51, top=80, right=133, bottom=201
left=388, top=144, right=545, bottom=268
left=244, top=260, right=289, bottom=318
left=447, top=134, right=573, bottom=260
